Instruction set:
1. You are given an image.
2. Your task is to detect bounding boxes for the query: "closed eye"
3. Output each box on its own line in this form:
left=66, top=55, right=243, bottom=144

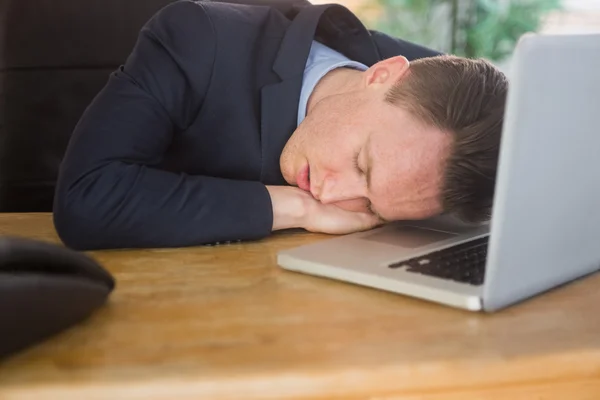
left=367, top=200, right=387, bottom=222
left=366, top=201, right=375, bottom=215
left=353, top=151, right=362, bottom=174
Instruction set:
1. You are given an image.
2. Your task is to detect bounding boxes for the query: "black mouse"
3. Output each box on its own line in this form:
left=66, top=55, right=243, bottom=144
left=0, top=236, right=115, bottom=359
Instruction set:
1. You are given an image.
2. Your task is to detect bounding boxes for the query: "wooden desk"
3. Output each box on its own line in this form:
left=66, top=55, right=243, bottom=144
left=1, top=213, right=599, bottom=399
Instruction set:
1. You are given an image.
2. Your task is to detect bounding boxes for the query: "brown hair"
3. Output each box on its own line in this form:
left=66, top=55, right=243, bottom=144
left=385, top=55, right=508, bottom=223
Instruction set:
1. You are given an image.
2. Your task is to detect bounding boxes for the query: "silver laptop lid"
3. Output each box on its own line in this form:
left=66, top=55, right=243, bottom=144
left=483, top=33, right=600, bottom=311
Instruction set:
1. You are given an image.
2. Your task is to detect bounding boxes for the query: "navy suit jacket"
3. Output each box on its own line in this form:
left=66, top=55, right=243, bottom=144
left=53, top=0, right=441, bottom=250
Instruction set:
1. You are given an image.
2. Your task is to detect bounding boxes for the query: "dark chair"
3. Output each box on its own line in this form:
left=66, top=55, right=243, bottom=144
left=0, top=0, right=176, bottom=212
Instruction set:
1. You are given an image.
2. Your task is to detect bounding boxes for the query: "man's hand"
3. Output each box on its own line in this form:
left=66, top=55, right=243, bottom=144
left=266, top=185, right=384, bottom=234
left=302, top=192, right=384, bottom=234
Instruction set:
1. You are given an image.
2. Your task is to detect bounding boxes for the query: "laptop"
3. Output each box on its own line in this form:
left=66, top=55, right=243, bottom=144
left=277, top=32, right=600, bottom=312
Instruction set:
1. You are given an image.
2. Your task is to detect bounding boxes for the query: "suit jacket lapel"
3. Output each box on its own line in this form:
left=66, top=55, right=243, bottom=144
left=258, top=4, right=326, bottom=184
left=259, top=2, right=381, bottom=184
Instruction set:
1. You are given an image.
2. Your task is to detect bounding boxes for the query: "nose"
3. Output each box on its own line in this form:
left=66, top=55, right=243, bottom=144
left=318, top=174, right=365, bottom=205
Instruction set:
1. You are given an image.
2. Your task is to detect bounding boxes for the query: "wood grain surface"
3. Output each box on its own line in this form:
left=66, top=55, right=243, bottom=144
left=1, top=213, right=599, bottom=399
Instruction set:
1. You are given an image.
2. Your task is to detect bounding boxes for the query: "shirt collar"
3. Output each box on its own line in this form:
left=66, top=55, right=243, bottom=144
left=297, top=40, right=368, bottom=126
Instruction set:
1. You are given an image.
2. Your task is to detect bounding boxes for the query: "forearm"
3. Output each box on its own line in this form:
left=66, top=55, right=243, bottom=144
left=54, top=163, right=274, bottom=250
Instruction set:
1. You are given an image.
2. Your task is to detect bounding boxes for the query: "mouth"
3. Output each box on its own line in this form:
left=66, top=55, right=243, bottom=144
left=296, top=164, right=311, bottom=192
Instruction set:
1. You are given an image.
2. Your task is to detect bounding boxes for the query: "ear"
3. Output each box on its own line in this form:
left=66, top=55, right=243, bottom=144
left=364, top=56, right=410, bottom=88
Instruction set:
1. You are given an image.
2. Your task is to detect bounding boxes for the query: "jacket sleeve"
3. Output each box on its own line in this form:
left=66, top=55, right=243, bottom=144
left=53, top=0, right=274, bottom=250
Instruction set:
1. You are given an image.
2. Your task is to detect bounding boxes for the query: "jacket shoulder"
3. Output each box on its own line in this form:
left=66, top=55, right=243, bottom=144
left=369, top=29, right=443, bottom=60
left=139, top=0, right=217, bottom=60
left=147, top=0, right=214, bottom=28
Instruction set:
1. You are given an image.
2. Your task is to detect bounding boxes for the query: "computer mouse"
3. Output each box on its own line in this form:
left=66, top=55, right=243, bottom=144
left=0, top=236, right=115, bottom=359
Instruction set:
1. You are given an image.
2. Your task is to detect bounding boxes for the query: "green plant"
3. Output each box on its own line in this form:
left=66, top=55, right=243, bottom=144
left=464, top=0, right=562, bottom=59
left=359, top=0, right=449, bottom=51
left=360, top=0, right=562, bottom=61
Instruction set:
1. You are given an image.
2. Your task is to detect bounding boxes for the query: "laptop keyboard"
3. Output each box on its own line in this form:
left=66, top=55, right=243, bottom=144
left=388, top=236, right=489, bottom=286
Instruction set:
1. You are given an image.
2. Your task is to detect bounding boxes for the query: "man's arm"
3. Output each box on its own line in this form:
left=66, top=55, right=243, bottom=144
left=54, top=1, right=277, bottom=250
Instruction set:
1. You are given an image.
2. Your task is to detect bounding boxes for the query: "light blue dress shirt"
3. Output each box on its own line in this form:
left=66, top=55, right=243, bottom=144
left=297, top=41, right=368, bottom=126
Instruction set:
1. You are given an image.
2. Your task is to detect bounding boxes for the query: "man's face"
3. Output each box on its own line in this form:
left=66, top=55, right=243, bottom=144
left=279, top=57, right=452, bottom=222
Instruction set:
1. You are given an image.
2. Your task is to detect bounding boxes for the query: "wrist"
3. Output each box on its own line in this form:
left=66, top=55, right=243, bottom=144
left=266, top=185, right=308, bottom=231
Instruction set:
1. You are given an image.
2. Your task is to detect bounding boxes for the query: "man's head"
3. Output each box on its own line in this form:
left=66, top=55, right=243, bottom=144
left=279, top=54, right=508, bottom=223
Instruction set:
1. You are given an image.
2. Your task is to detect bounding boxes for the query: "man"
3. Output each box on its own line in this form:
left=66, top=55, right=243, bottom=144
left=53, top=0, right=508, bottom=250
